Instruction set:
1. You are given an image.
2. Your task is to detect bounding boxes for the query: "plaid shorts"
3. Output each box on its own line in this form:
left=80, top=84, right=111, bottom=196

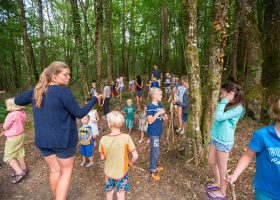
left=105, top=173, right=130, bottom=192
left=126, top=119, right=134, bottom=129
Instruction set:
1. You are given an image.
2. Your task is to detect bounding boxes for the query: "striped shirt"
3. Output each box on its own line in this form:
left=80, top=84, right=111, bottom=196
left=147, top=102, right=163, bottom=136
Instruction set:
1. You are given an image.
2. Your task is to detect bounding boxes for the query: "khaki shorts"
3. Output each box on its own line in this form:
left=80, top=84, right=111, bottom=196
left=3, top=134, right=25, bottom=163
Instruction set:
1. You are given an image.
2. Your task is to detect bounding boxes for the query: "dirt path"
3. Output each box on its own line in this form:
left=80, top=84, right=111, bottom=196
left=0, top=96, right=260, bottom=200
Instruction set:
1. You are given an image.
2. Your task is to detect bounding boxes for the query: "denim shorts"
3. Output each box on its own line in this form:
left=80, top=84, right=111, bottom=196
left=182, top=113, right=188, bottom=123
left=80, top=143, right=93, bottom=157
left=211, top=139, right=233, bottom=153
left=39, top=147, right=76, bottom=159
left=105, top=173, right=130, bottom=192
left=117, top=86, right=124, bottom=92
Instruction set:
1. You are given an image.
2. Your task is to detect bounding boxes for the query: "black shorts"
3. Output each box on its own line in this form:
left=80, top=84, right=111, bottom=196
left=39, top=147, right=76, bottom=159
left=136, top=90, right=144, bottom=97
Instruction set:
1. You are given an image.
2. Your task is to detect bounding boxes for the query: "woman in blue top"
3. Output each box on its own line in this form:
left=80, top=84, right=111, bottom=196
left=228, top=99, right=280, bottom=200
left=206, top=82, right=245, bottom=200
left=14, top=61, right=101, bottom=200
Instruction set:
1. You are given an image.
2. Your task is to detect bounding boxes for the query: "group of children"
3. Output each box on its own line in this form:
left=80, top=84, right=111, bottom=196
left=1, top=76, right=280, bottom=200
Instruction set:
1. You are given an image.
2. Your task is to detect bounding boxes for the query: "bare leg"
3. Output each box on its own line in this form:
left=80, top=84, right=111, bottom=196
left=139, top=131, right=144, bottom=143
left=44, top=155, right=61, bottom=197
left=177, top=107, right=183, bottom=129
left=18, top=158, right=27, bottom=170
left=116, top=191, right=125, bottom=200
left=55, top=156, right=75, bottom=200
left=207, top=144, right=220, bottom=187
left=9, top=159, right=23, bottom=175
left=106, top=190, right=114, bottom=200
left=88, top=156, right=94, bottom=164
left=215, top=151, right=230, bottom=195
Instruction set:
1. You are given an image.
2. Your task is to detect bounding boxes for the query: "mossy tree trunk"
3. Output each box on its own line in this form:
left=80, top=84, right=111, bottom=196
left=38, top=0, right=47, bottom=71
left=105, top=0, right=113, bottom=81
left=18, top=0, right=39, bottom=86
left=263, top=0, right=280, bottom=101
left=241, top=0, right=263, bottom=120
left=70, top=0, right=89, bottom=99
left=95, top=0, right=103, bottom=90
left=201, top=0, right=229, bottom=151
left=161, top=3, right=169, bottom=74
left=183, top=0, right=203, bottom=166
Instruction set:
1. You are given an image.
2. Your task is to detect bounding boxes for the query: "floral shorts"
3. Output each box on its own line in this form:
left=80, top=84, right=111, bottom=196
left=105, top=173, right=130, bottom=192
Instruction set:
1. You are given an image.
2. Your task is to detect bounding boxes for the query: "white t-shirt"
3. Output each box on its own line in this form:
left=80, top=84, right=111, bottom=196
left=88, top=109, right=99, bottom=136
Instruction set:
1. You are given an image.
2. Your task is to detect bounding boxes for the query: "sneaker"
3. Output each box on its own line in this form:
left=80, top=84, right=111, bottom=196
left=156, top=166, right=164, bottom=173
left=151, top=172, right=160, bottom=181
left=86, top=162, right=94, bottom=168
left=179, top=129, right=185, bottom=135
left=80, top=162, right=85, bottom=167
left=176, top=127, right=182, bottom=133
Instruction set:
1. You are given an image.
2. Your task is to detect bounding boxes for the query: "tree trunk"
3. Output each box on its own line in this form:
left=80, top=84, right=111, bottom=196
left=104, top=0, right=113, bottom=81
left=241, top=0, right=264, bottom=120
left=18, top=0, right=39, bottom=86
left=183, top=0, right=203, bottom=166
left=79, top=0, right=89, bottom=68
left=69, top=0, right=89, bottom=98
left=38, top=0, right=47, bottom=71
left=201, top=0, right=229, bottom=146
left=121, top=0, right=128, bottom=79
left=263, top=0, right=280, bottom=99
left=230, top=0, right=240, bottom=82
left=128, top=0, right=136, bottom=77
left=161, top=4, right=169, bottom=74
left=95, top=0, right=103, bottom=90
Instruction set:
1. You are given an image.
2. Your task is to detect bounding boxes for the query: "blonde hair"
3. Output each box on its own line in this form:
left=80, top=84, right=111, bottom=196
left=34, top=61, right=69, bottom=108
left=5, top=98, right=24, bottom=112
left=270, top=99, right=280, bottom=122
left=107, top=111, right=124, bottom=128
left=149, top=87, right=162, bottom=97
left=127, top=99, right=132, bottom=104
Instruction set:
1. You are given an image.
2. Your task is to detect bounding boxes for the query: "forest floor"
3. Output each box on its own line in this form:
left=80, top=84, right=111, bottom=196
left=0, top=89, right=262, bottom=200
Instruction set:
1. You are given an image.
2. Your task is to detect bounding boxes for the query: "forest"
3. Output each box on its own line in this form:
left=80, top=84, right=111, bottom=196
left=0, top=0, right=280, bottom=199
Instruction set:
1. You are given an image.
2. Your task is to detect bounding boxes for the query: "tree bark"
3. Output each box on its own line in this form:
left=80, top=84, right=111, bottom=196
left=18, top=0, right=39, bottom=86
left=241, top=0, right=264, bottom=120
left=201, top=0, right=229, bottom=145
left=128, top=0, right=136, bottom=77
left=79, top=0, right=89, bottom=68
left=161, top=3, right=169, bottom=74
left=262, top=0, right=280, bottom=98
left=104, top=0, right=113, bottom=81
left=38, top=0, right=47, bottom=71
left=69, top=0, right=89, bottom=98
left=183, top=0, right=203, bottom=165
left=95, top=0, right=103, bottom=90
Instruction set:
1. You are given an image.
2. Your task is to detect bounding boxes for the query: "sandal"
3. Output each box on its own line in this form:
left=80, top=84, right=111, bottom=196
left=86, top=162, right=94, bottom=168
left=12, top=171, right=27, bottom=184
left=11, top=169, right=29, bottom=178
left=206, top=191, right=227, bottom=200
left=205, top=182, right=220, bottom=191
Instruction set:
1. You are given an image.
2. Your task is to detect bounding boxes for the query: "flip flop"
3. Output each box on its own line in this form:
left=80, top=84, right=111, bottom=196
left=12, top=171, right=28, bottom=184
left=11, top=169, right=29, bottom=178
left=206, top=191, right=227, bottom=200
left=205, top=182, right=220, bottom=191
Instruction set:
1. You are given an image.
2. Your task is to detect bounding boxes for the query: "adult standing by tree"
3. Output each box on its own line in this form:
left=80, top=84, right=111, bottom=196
left=151, top=64, right=163, bottom=87
left=14, top=61, right=102, bottom=200
left=135, top=75, right=144, bottom=106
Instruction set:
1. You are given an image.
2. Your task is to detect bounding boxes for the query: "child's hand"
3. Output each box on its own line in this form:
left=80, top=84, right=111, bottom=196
left=0, top=131, right=5, bottom=137
left=157, top=109, right=165, bottom=115
left=226, top=92, right=235, bottom=102
left=225, top=174, right=237, bottom=185
left=95, top=94, right=103, bottom=102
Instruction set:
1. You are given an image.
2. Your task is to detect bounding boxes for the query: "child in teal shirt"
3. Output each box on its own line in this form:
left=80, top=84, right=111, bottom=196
left=206, top=82, right=245, bottom=200
left=122, top=99, right=136, bottom=134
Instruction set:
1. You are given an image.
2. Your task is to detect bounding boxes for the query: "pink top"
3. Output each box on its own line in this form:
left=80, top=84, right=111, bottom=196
left=3, top=110, right=27, bottom=138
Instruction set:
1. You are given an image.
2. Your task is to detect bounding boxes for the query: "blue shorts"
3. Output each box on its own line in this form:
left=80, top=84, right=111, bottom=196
left=211, top=139, right=233, bottom=153
left=255, top=189, right=276, bottom=200
left=39, top=147, right=76, bottom=159
left=182, top=113, right=188, bottom=123
left=126, top=119, right=134, bottom=129
left=80, top=143, right=94, bottom=157
left=105, top=173, right=130, bottom=193
left=117, top=86, right=124, bottom=92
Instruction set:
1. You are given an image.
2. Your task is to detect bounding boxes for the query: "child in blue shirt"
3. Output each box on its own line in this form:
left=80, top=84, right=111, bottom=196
left=151, top=77, right=159, bottom=88
left=206, top=82, right=245, bottom=199
left=79, top=115, right=94, bottom=168
left=122, top=99, right=136, bottom=134
left=227, top=99, right=280, bottom=200
left=147, top=88, right=168, bottom=181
